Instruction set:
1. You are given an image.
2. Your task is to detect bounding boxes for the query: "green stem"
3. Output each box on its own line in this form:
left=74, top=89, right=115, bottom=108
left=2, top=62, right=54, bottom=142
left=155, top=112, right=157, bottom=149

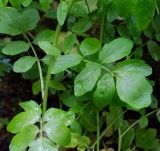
left=121, top=109, right=158, bottom=138
left=42, top=24, right=62, bottom=115
left=155, top=0, right=160, bottom=14
left=118, top=128, right=122, bottom=151
left=96, top=111, right=100, bottom=151
left=42, top=0, right=74, bottom=115
left=24, top=34, right=44, bottom=99
left=91, top=110, right=127, bottom=148
left=100, top=8, right=105, bottom=48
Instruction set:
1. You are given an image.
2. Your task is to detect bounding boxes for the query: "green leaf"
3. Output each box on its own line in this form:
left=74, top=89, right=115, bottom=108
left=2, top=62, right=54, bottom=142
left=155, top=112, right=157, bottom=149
left=13, top=56, right=36, bottom=73
left=49, top=80, right=66, bottom=91
left=139, top=116, right=148, bottom=128
left=0, top=0, right=8, bottom=8
left=0, top=8, right=39, bottom=36
left=134, top=47, right=143, bottom=59
left=9, top=125, right=39, bottom=151
left=38, top=41, right=60, bottom=56
left=106, top=106, right=124, bottom=130
left=74, top=62, right=101, bottom=96
left=32, top=80, right=41, bottom=95
left=71, top=19, right=92, bottom=34
left=79, top=103, right=97, bottom=132
left=132, top=0, right=155, bottom=30
left=147, top=40, right=160, bottom=61
left=63, top=33, right=77, bottom=54
left=80, top=38, right=100, bottom=56
left=57, top=1, right=68, bottom=25
left=67, top=133, right=90, bottom=150
left=121, top=121, right=135, bottom=151
left=2, top=41, right=30, bottom=56
left=19, top=8, right=40, bottom=32
left=113, top=59, right=152, bottom=76
left=136, top=128, right=159, bottom=149
left=93, top=73, right=115, bottom=110
left=51, top=53, right=82, bottom=74
left=19, top=100, right=41, bottom=115
left=9, top=0, right=23, bottom=8
left=99, top=38, right=133, bottom=63
left=29, top=137, right=58, bottom=151
left=44, top=108, right=75, bottom=126
left=39, top=0, right=52, bottom=11
left=116, top=72, right=152, bottom=109
left=7, top=111, right=40, bottom=133
left=43, top=119, right=71, bottom=146
left=0, top=8, right=22, bottom=35
left=22, top=0, right=32, bottom=7
left=113, top=0, right=137, bottom=18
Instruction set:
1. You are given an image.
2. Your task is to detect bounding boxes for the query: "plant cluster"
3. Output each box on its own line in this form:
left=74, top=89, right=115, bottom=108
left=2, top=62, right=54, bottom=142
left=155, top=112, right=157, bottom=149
left=0, top=0, right=160, bottom=151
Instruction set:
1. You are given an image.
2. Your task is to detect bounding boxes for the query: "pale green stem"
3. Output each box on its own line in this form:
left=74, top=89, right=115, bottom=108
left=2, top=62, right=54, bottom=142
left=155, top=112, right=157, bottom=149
left=42, top=0, right=74, bottom=115
left=91, top=110, right=127, bottom=148
left=118, top=128, right=122, bottom=151
left=121, top=109, right=158, bottom=138
left=24, top=33, right=44, bottom=99
left=97, top=111, right=100, bottom=151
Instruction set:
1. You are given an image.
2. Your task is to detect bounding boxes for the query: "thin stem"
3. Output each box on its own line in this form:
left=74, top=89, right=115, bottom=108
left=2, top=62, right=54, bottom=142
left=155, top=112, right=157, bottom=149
left=40, top=118, right=43, bottom=138
left=155, top=0, right=160, bottom=14
left=42, top=0, right=74, bottom=115
left=24, top=34, right=44, bottom=99
left=42, top=24, right=62, bottom=115
left=91, top=110, right=127, bottom=148
left=100, top=6, right=106, bottom=48
left=85, top=0, right=93, bottom=24
left=118, top=128, right=122, bottom=151
left=121, top=109, right=158, bottom=138
left=96, top=111, right=100, bottom=151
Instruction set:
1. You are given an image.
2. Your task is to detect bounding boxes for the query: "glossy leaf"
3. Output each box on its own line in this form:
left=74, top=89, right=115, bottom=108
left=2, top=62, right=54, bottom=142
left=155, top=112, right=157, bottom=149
left=74, top=62, right=101, bottom=96
left=147, top=40, right=160, bottom=61
left=99, top=38, right=133, bottom=63
left=116, top=72, right=152, bottom=109
left=9, top=125, right=38, bottom=151
left=19, top=100, right=41, bottom=115
left=43, top=119, right=71, bottom=146
left=44, top=108, right=75, bottom=126
left=2, top=41, right=30, bottom=56
left=38, top=41, right=60, bottom=56
left=132, top=0, right=155, bottom=30
left=29, top=137, right=58, bottom=151
left=7, top=111, right=40, bottom=133
left=51, top=53, right=82, bottom=74
left=80, top=38, right=100, bottom=56
left=13, top=56, right=36, bottom=73
left=113, top=59, right=152, bottom=76
left=57, top=1, right=68, bottom=25
left=93, top=73, right=115, bottom=110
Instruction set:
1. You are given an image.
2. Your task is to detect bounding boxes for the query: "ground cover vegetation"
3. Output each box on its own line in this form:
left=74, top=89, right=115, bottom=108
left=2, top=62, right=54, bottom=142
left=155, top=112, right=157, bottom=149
left=0, top=0, right=160, bottom=151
